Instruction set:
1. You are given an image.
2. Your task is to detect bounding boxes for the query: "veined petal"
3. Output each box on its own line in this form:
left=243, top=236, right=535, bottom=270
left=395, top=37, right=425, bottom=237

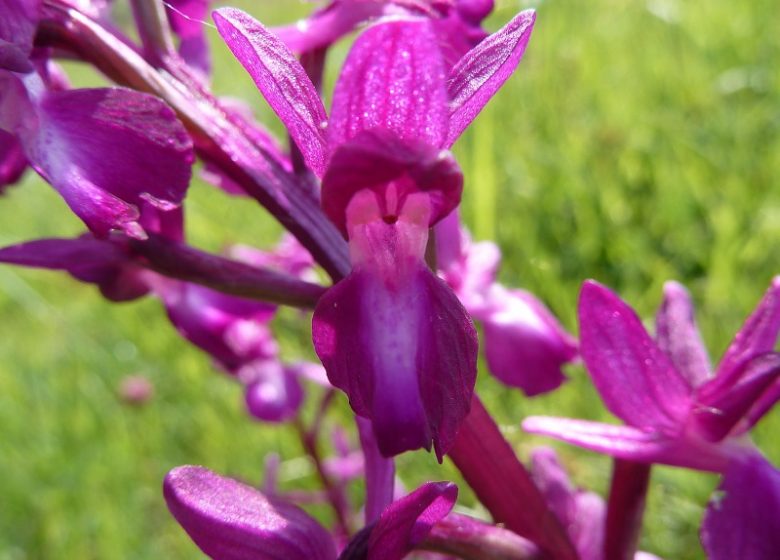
left=522, top=416, right=731, bottom=472
left=321, top=129, right=462, bottom=235
left=578, top=281, right=692, bottom=431
left=2, top=73, right=194, bottom=238
left=482, top=287, right=577, bottom=396
left=655, top=281, right=711, bottom=387
left=164, top=465, right=338, bottom=560
left=366, top=482, right=458, bottom=560
left=692, top=353, right=780, bottom=442
left=701, top=454, right=780, bottom=560
left=445, top=10, right=535, bottom=147
left=0, top=0, right=39, bottom=72
left=329, top=19, right=448, bottom=150
left=709, top=276, right=780, bottom=393
left=213, top=8, right=329, bottom=176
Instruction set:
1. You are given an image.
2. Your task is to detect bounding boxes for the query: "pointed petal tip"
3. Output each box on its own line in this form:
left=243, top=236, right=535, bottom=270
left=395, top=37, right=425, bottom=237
left=164, top=465, right=337, bottom=560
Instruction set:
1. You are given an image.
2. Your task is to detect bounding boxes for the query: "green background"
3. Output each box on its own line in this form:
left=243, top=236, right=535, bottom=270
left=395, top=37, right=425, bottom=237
left=1, top=1, right=778, bottom=558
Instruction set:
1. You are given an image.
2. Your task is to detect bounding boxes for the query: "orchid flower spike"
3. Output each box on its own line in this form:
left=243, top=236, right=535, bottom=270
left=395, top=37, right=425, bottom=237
left=213, top=6, right=536, bottom=459
left=524, top=278, right=780, bottom=472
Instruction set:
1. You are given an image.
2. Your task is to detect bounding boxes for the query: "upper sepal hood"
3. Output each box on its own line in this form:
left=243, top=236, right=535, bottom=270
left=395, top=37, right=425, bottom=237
left=321, top=129, right=462, bottom=236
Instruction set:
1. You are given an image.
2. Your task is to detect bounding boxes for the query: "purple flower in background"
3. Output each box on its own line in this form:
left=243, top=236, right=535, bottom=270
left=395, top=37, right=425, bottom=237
left=158, top=236, right=319, bottom=423
left=273, top=0, right=493, bottom=68
left=165, top=0, right=211, bottom=77
left=530, top=447, right=661, bottom=560
left=524, top=278, right=780, bottom=472
left=164, top=464, right=457, bottom=560
left=212, top=4, right=535, bottom=459
left=436, top=211, right=578, bottom=396
left=0, top=69, right=194, bottom=238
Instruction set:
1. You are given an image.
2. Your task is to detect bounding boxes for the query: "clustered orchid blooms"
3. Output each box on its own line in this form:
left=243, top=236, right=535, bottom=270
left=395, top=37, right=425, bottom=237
left=0, top=1, right=778, bottom=559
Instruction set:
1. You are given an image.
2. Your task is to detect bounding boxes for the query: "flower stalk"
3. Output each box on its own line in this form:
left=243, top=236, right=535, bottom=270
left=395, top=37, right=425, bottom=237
left=447, top=395, right=578, bottom=560
left=604, top=459, right=652, bottom=560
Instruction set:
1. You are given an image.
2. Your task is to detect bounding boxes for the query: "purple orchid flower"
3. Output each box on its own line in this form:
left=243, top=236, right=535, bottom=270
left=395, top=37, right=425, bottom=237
left=700, top=452, right=780, bottom=559
left=0, top=68, right=194, bottom=239
left=523, top=278, right=780, bottom=471
left=530, top=447, right=662, bottom=560
left=273, top=0, right=493, bottom=69
left=164, top=0, right=211, bottom=78
left=436, top=211, right=578, bottom=396
left=213, top=5, right=535, bottom=459
left=164, top=464, right=457, bottom=560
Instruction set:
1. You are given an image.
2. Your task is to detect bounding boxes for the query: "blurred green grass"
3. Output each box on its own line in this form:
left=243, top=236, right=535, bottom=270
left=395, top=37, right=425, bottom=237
left=1, top=0, right=779, bottom=558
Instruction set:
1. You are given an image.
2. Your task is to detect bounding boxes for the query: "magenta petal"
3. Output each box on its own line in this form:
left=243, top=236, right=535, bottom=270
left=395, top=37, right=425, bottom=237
left=312, top=265, right=477, bottom=459
left=367, top=481, right=458, bottom=560
left=272, top=3, right=385, bottom=53
left=321, top=129, right=463, bottom=234
left=0, top=237, right=126, bottom=271
left=711, top=276, right=780, bottom=390
left=164, top=465, right=338, bottom=560
left=522, top=416, right=731, bottom=472
left=744, top=378, right=780, bottom=432
left=328, top=19, right=448, bottom=150
left=0, top=0, right=39, bottom=72
left=530, top=447, right=579, bottom=527
left=163, top=282, right=277, bottom=372
left=701, top=454, right=780, bottom=560
left=692, top=353, right=780, bottom=441
left=531, top=449, right=606, bottom=560
left=4, top=75, right=194, bottom=238
left=0, top=130, right=27, bottom=189
left=578, top=281, right=692, bottom=431
left=655, top=281, right=712, bottom=387
left=166, top=0, right=211, bottom=76
left=482, top=288, right=577, bottom=396
left=242, top=361, right=304, bottom=423
left=445, top=10, right=535, bottom=147
left=213, top=8, right=329, bottom=177
left=0, top=235, right=150, bottom=300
